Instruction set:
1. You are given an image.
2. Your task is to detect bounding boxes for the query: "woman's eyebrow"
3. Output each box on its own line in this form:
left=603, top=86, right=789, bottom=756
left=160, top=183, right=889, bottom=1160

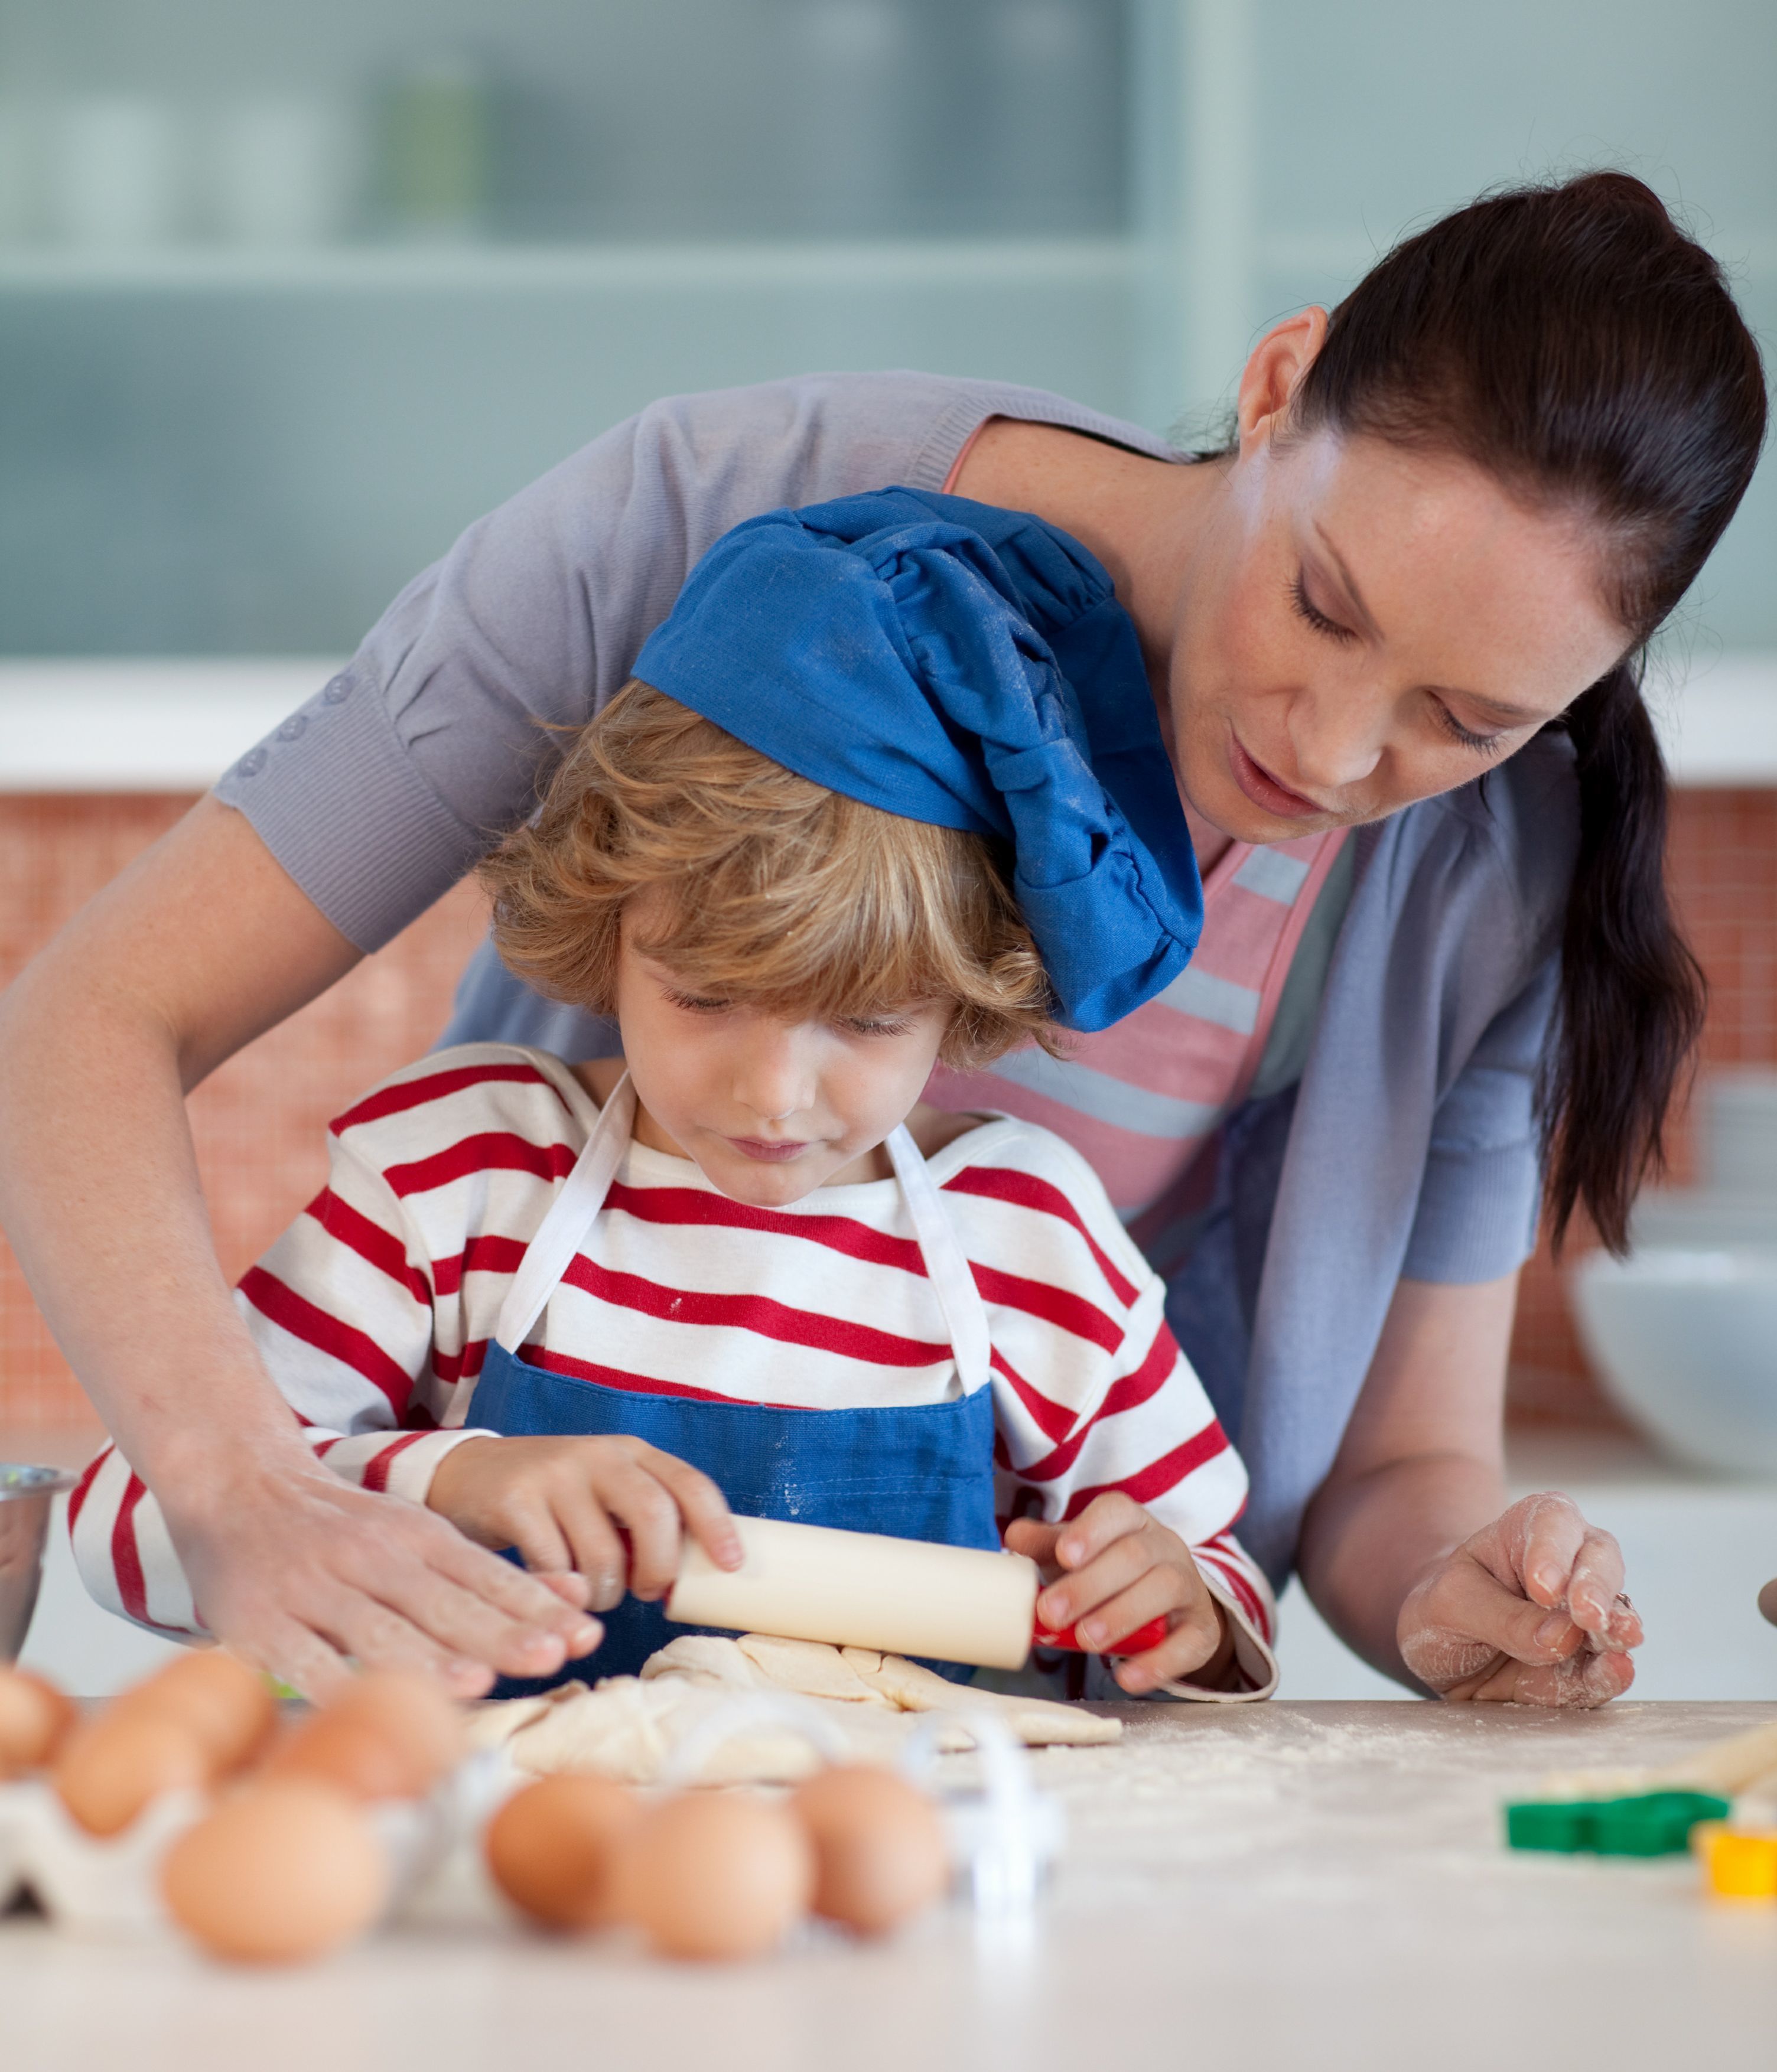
left=1313, top=522, right=1544, bottom=725
left=1436, top=687, right=1547, bottom=725
left=1310, top=522, right=1385, bottom=638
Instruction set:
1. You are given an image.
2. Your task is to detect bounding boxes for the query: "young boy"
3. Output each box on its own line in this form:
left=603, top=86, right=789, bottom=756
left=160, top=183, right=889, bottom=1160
left=73, top=490, right=1277, bottom=1701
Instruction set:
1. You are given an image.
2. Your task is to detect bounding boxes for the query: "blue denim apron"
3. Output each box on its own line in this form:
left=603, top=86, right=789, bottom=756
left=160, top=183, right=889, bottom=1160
left=463, top=1076, right=1000, bottom=1689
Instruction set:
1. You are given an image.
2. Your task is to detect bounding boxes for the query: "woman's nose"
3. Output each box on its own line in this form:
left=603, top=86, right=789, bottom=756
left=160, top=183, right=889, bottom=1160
left=1289, top=686, right=1387, bottom=793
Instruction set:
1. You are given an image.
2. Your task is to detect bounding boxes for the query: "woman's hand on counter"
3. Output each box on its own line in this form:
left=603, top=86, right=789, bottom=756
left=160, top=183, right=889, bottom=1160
left=167, top=1447, right=606, bottom=1702
left=1396, top=1491, right=1643, bottom=1706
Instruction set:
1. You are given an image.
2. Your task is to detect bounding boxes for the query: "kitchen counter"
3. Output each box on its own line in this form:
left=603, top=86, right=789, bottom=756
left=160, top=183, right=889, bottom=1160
left=4, top=1699, right=1775, bottom=2070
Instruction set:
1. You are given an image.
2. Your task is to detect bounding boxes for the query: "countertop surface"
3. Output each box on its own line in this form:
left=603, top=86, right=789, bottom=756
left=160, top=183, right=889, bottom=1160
left=5, top=1699, right=1776, bottom=2071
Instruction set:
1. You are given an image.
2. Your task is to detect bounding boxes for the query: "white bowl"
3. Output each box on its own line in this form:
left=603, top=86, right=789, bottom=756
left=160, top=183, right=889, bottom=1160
left=1572, top=1244, right=1777, bottom=1474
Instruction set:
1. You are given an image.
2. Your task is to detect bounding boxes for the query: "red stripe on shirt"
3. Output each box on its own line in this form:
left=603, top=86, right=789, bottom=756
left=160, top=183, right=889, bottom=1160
left=1013, top=1321, right=1182, bottom=1483
left=942, top=1165, right=1139, bottom=1307
left=305, top=1188, right=432, bottom=1307
left=604, top=1181, right=927, bottom=1277
left=433, top=1338, right=490, bottom=1386
left=332, top=1060, right=570, bottom=1136
left=112, top=1472, right=151, bottom=1625
left=360, top=1432, right=429, bottom=1494
left=990, top=1346, right=1078, bottom=1445
left=515, top=1343, right=800, bottom=1410
left=559, top=1254, right=952, bottom=1370
left=240, top=1265, right=415, bottom=1417
left=431, top=1233, right=528, bottom=1299
left=385, top=1132, right=579, bottom=1198
left=1060, top=1420, right=1232, bottom=1520
left=969, top=1263, right=1124, bottom=1354
left=1199, top=1546, right=1267, bottom=1635
left=67, top=1448, right=108, bottom=1532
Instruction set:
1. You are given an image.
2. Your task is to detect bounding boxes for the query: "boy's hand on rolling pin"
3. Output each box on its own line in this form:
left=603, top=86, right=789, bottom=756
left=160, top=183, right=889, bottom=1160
left=1396, top=1491, right=1642, bottom=1706
left=427, top=1435, right=743, bottom=1611
left=1005, top=1492, right=1234, bottom=1695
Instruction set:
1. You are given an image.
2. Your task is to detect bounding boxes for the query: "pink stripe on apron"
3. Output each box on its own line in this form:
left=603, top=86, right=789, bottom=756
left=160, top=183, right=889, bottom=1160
left=925, top=828, right=1349, bottom=1224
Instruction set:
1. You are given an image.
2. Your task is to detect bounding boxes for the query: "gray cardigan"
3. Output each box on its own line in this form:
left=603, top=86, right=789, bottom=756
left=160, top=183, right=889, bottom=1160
left=216, top=372, right=1578, bottom=1586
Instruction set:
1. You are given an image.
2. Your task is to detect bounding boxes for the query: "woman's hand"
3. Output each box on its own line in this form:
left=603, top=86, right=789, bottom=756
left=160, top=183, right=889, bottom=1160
left=167, top=1449, right=608, bottom=1703
left=426, top=1435, right=743, bottom=1611
left=1397, top=1490, right=1642, bottom=1705
left=1004, top=1491, right=1234, bottom=1695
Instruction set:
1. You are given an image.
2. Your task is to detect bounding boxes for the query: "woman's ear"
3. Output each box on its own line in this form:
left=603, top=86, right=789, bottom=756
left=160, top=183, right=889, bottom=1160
left=1235, top=307, right=1329, bottom=452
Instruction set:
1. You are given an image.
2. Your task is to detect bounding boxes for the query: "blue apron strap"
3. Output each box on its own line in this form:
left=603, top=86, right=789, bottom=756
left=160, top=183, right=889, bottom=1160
left=886, top=1123, right=992, bottom=1397
left=494, top=1074, right=638, bottom=1354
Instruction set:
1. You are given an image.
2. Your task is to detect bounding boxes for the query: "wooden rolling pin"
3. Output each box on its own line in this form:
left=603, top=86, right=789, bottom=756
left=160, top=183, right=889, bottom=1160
left=668, top=1516, right=1167, bottom=1672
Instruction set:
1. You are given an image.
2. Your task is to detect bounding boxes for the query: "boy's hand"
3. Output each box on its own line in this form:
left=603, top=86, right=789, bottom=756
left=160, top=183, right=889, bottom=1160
left=427, top=1436, right=743, bottom=1612
left=1005, top=1491, right=1234, bottom=1695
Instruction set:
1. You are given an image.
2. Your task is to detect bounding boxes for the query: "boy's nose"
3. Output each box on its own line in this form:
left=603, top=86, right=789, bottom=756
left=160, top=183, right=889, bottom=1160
left=731, top=1029, right=817, bottom=1123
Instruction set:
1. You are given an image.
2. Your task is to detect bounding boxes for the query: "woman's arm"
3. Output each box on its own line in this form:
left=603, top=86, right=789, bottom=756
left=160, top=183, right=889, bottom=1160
left=0, top=797, right=598, bottom=1696
left=1297, top=1271, right=1641, bottom=1705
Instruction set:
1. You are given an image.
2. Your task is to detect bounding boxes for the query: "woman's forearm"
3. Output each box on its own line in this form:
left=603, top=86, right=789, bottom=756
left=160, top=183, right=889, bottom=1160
left=1293, top=1272, right=1519, bottom=1688
left=0, top=800, right=598, bottom=1692
left=0, top=799, right=362, bottom=1491
left=1297, top=1451, right=1508, bottom=1685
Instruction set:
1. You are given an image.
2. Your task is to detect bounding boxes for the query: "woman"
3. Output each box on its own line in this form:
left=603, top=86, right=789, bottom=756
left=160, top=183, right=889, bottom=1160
left=0, top=171, right=1763, bottom=1702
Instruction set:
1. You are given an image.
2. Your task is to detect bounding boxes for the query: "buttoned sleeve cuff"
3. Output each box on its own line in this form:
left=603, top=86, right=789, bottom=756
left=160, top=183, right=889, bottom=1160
left=213, top=663, right=489, bottom=954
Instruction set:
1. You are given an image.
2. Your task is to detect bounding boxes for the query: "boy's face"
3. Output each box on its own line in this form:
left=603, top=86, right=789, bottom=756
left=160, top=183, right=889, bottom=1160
left=611, top=902, right=952, bottom=1207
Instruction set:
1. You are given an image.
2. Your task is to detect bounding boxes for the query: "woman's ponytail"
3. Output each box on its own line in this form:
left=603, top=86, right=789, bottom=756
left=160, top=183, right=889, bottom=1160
left=1543, top=664, right=1706, bottom=1252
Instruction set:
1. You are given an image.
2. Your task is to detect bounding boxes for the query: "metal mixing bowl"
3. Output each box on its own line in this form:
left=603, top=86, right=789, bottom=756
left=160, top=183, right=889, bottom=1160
left=1, top=1464, right=77, bottom=1660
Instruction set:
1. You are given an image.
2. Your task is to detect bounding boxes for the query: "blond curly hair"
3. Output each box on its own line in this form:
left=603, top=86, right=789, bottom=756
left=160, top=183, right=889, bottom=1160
left=479, top=682, right=1062, bottom=1071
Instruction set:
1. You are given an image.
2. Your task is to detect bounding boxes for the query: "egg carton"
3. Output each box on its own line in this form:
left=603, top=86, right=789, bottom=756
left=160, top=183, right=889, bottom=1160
left=0, top=1752, right=512, bottom=1939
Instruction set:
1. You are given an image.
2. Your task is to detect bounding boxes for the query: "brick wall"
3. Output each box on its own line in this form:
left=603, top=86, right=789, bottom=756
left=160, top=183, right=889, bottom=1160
left=0, top=796, right=488, bottom=1432
left=1, top=787, right=1772, bottom=1435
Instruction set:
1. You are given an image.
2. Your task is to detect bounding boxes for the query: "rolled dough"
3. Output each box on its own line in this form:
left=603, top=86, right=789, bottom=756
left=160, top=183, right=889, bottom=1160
left=475, top=1632, right=1119, bottom=1786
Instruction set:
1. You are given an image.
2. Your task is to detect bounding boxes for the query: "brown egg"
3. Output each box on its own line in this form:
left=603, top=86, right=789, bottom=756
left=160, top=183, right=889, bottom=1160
left=261, top=1708, right=418, bottom=1801
left=119, top=1650, right=277, bottom=1774
left=161, top=1778, right=389, bottom=1964
left=790, top=1765, right=951, bottom=1936
left=486, top=1774, right=641, bottom=1930
left=617, top=1791, right=814, bottom=1962
left=54, top=1709, right=210, bottom=1836
left=0, top=1666, right=76, bottom=1774
left=326, top=1670, right=467, bottom=1796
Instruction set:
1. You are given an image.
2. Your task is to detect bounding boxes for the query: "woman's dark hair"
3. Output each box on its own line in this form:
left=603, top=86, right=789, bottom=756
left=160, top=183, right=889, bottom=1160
left=1291, top=171, right=1767, bottom=1252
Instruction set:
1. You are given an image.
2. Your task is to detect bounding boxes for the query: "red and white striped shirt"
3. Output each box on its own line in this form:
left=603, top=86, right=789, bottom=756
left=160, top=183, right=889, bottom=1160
left=72, top=1043, right=1275, bottom=1692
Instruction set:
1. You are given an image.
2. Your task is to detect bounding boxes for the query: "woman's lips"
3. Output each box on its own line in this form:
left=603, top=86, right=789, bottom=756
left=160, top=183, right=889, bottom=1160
left=1226, top=734, right=1325, bottom=821
left=727, top=1136, right=811, bottom=1163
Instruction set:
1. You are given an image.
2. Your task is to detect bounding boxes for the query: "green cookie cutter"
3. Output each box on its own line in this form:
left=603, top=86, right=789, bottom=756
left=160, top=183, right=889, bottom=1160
left=1505, top=1790, right=1730, bottom=1856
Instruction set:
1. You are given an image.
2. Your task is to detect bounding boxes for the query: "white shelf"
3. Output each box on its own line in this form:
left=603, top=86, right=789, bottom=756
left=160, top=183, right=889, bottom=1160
left=1648, top=654, right=1777, bottom=787
left=0, top=659, right=343, bottom=791
left=2, top=652, right=1772, bottom=795
left=0, top=236, right=1137, bottom=295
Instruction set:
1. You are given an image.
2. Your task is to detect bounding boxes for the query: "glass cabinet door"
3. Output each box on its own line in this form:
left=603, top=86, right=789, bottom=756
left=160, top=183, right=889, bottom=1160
left=0, top=0, right=1769, bottom=656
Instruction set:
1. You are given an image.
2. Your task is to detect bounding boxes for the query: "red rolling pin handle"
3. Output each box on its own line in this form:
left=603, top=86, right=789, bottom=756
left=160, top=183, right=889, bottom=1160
left=1032, top=1614, right=1170, bottom=1657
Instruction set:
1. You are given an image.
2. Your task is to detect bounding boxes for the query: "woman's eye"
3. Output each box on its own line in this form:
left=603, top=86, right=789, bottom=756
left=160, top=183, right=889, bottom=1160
left=1432, top=702, right=1507, bottom=755
left=667, top=989, right=731, bottom=1014
left=841, top=1015, right=914, bottom=1039
left=1288, top=572, right=1358, bottom=644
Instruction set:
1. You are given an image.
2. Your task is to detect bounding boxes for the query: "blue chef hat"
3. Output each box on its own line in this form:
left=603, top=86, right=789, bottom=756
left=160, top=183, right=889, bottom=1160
left=633, top=487, right=1202, bottom=1034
